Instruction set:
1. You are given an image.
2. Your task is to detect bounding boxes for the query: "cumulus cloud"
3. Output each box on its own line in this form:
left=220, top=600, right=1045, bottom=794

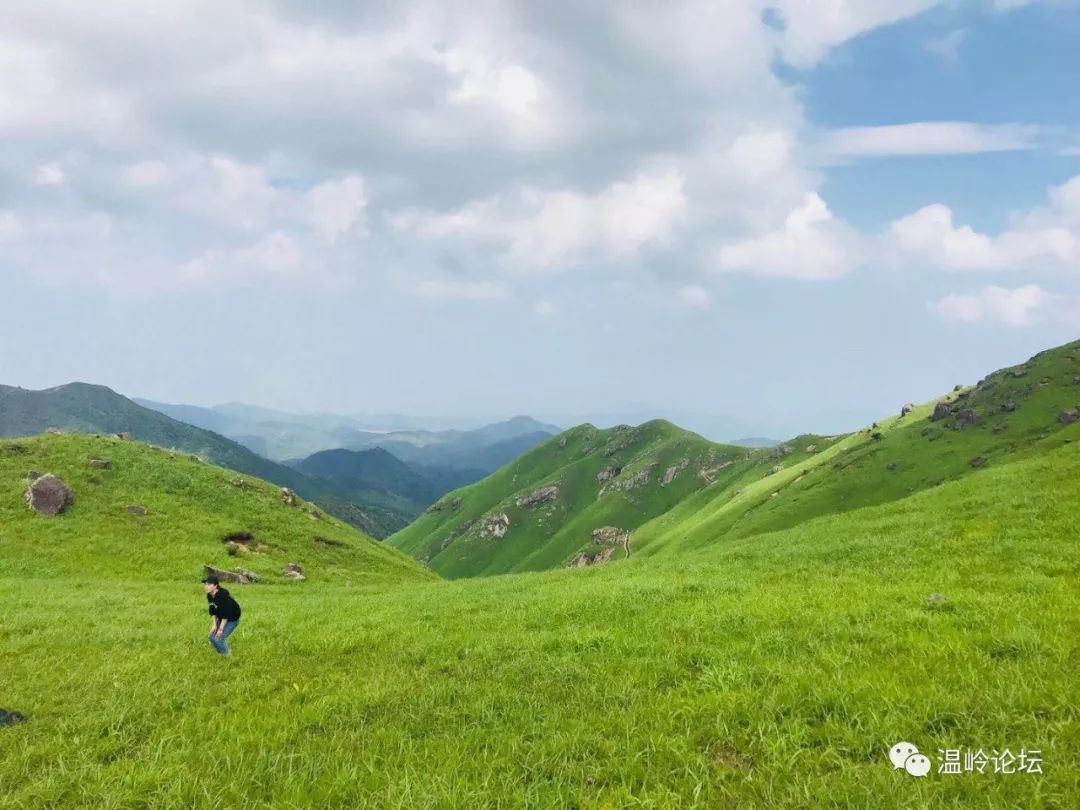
left=889, top=174, right=1080, bottom=271
left=0, top=0, right=1061, bottom=302
left=397, top=168, right=687, bottom=270
left=716, top=193, right=858, bottom=279
left=931, top=285, right=1051, bottom=326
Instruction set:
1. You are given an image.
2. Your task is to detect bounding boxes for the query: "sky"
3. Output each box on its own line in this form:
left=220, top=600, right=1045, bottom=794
left=1, top=0, right=1079, bottom=439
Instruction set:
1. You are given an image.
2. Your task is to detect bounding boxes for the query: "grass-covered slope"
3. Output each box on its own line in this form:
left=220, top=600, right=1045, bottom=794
left=387, top=420, right=743, bottom=577
left=634, top=339, right=1080, bottom=557
left=0, top=383, right=418, bottom=538
left=0, top=434, right=433, bottom=586
left=2, top=436, right=1077, bottom=807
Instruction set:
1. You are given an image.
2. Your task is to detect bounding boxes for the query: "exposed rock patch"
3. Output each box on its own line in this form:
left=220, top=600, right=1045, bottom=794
left=697, top=461, right=733, bottom=483
left=89, top=459, right=111, bottom=469
left=1059, top=410, right=1078, bottom=425
left=596, top=466, right=622, bottom=484
left=660, top=459, right=689, bottom=487
left=125, top=505, right=148, bottom=516
left=479, top=513, right=510, bottom=539
left=515, top=485, right=559, bottom=509
left=769, top=444, right=794, bottom=459
left=25, top=474, right=74, bottom=517
left=280, top=488, right=297, bottom=506
left=283, top=563, right=305, bottom=581
left=569, top=526, right=632, bottom=567
left=900, top=404, right=916, bottom=417
left=598, top=464, right=656, bottom=498
left=203, top=565, right=258, bottom=584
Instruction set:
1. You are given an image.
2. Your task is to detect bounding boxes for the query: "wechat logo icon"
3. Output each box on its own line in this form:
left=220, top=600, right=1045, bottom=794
left=890, top=742, right=931, bottom=777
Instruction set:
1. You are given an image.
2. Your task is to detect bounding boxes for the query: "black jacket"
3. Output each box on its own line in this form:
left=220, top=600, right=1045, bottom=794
left=207, top=587, right=242, bottom=622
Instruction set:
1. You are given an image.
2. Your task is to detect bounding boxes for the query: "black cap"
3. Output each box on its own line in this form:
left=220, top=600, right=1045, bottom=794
left=202, top=575, right=220, bottom=585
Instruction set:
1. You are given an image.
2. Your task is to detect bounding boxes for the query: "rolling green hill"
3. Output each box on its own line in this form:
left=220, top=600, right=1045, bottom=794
left=0, top=383, right=416, bottom=538
left=388, top=419, right=748, bottom=577
left=1, top=421, right=1077, bottom=807
left=633, top=339, right=1080, bottom=557
left=391, top=339, right=1080, bottom=578
left=0, top=433, right=433, bottom=585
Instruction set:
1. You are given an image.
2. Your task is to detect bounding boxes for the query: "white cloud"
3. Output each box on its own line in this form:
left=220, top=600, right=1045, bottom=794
left=414, top=280, right=511, bottom=301
left=398, top=168, right=687, bottom=269
left=716, top=193, right=857, bottom=279
left=925, top=29, right=967, bottom=61
left=931, top=285, right=1051, bottom=326
left=34, top=161, right=65, bottom=187
left=889, top=175, right=1080, bottom=270
left=303, top=176, right=367, bottom=243
left=771, top=0, right=942, bottom=68
left=821, top=122, right=1037, bottom=160
left=181, top=232, right=303, bottom=283
left=676, top=285, right=711, bottom=309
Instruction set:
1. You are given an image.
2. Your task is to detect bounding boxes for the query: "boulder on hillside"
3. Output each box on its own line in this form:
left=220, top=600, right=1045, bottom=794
left=25, top=474, right=74, bottom=517
left=900, top=403, right=916, bottom=417
left=203, top=565, right=258, bottom=585
left=280, top=488, right=297, bottom=506
left=115, top=432, right=131, bottom=441
left=769, top=444, right=794, bottom=460
left=283, top=563, right=305, bottom=581
left=970, top=456, right=988, bottom=468
left=89, top=458, right=111, bottom=469
left=0, top=709, right=28, bottom=727
left=766, top=464, right=784, bottom=476
left=1002, top=401, right=1018, bottom=413
left=515, top=485, right=559, bottom=509
left=45, top=427, right=62, bottom=435
left=125, top=505, right=148, bottom=516
left=1060, top=410, right=1079, bottom=425
left=479, top=513, right=511, bottom=539
left=231, top=479, right=245, bottom=489
left=954, top=409, right=980, bottom=429
left=930, top=403, right=952, bottom=422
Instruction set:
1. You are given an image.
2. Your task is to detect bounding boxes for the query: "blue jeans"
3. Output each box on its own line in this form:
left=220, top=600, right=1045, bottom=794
left=209, top=620, right=240, bottom=655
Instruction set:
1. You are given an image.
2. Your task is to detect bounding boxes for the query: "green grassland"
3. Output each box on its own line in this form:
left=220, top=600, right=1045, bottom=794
left=0, top=434, right=431, bottom=586
left=2, top=431, right=1078, bottom=807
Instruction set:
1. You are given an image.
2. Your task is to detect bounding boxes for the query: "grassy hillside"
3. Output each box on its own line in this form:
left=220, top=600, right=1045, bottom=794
left=388, top=420, right=745, bottom=578
left=0, top=434, right=433, bottom=585
left=392, top=340, right=1080, bottom=578
left=0, top=383, right=418, bottom=538
left=634, top=339, right=1080, bottom=557
left=1, top=433, right=1077, bottom=807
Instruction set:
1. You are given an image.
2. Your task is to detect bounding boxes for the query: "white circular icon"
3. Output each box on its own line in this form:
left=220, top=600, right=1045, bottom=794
left=904, top=753, right=931, bottom=777
left=889, top=741, right=919, bottom=769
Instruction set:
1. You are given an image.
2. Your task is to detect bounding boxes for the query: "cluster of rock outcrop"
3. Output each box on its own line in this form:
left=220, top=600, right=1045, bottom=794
left=515, top=485, right=558, bottom=508
left=569, top=526, right=632, bottom=567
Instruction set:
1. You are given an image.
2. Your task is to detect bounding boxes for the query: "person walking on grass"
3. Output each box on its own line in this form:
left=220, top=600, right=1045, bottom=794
left=202, top=575, right=242, bottom=656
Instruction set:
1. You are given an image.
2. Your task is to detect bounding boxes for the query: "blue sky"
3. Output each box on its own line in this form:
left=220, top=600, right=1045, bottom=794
left=1, top=0, right=1078, bottom=439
